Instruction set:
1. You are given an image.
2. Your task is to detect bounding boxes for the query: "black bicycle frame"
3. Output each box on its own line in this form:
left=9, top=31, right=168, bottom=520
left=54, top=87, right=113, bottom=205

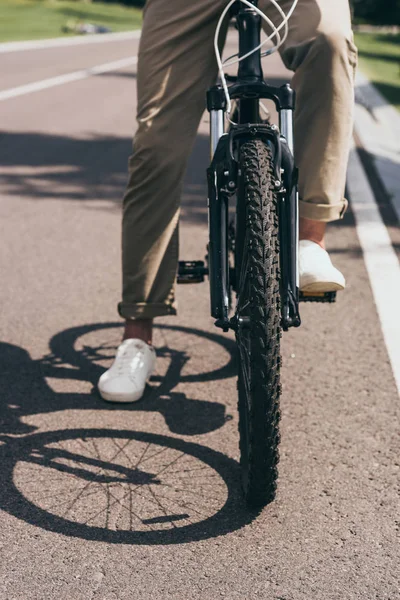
left=206, top=0, right=301, bottom=332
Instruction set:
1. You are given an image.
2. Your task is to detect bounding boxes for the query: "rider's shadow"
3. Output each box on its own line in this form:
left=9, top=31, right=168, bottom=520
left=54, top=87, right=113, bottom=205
left=0, top=323, right=236, bottom=437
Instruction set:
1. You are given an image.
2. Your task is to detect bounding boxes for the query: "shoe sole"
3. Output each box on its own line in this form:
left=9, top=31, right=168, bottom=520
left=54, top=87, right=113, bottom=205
left=300, top=281, right=345, bottom=293
left=99, top=389, right=145, bottom=403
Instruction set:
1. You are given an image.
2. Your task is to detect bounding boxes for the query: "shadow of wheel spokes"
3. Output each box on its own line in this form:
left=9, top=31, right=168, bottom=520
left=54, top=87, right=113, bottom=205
left=48, top=322, right=237, bottom=384
left=2, top=429, right=257, bottom=545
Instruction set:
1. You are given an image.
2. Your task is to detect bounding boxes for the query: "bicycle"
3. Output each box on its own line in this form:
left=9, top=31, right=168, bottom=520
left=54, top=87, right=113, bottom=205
left=177, top=0, right=336, bottom=508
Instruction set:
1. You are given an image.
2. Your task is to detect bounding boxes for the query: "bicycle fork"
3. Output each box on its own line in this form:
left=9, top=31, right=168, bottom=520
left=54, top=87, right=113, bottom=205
left=206, top=84, right=301, bottom=331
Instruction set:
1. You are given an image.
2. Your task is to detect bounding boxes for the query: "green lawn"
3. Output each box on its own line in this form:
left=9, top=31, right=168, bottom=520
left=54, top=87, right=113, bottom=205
left=0, top=0, right=142, bottom=42
left=355, top=32, right=400, bottom=111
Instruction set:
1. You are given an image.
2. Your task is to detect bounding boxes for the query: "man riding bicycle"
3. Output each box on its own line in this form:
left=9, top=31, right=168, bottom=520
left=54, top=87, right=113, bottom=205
left=98, top=0, right=358, bottom=403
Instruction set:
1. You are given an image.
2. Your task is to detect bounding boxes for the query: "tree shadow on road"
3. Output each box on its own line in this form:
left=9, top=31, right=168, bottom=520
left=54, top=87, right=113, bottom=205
left=0, top=129, right=209, bottom=226
left=0, top=131, right=131, bottom=203
left=0, top=76, right=289, bottom=228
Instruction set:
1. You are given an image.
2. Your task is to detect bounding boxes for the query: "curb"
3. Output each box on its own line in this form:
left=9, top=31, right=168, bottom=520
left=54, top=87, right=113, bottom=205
left=354, top=70, right=400, bottom=223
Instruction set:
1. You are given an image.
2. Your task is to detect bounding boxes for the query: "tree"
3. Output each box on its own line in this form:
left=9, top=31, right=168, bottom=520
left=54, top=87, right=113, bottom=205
left=352, top=0, right=400, bottom=25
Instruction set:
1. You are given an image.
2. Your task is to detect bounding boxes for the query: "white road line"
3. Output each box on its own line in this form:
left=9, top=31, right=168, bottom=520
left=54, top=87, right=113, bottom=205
left=0, top=55, right=138, bottom=102
left=0, top=30, right=141, bottom=54
left=347, top=141, right=400, bottom=395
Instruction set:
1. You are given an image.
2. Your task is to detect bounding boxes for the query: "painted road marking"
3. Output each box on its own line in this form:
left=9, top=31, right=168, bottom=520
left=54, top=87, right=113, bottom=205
left=0, top=30, right=141, bottom=54
left=347, top=141, right=400, bottom=395
left=0, top=56, right=138, bottom=102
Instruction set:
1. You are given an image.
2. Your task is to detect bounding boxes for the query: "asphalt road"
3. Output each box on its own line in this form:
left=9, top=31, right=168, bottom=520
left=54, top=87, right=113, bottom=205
left=0, top=34, right=399, bottom=600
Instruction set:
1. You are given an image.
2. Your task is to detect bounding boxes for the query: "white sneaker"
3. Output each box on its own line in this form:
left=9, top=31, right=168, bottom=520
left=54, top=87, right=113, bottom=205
left=98, top=338, right=156, bottom=403
left=299, top=240, right=345, bottom=293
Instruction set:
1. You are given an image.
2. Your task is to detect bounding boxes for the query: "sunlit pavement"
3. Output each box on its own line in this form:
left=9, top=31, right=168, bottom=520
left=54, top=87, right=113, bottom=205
left=0, top=34, right=399, bottom=599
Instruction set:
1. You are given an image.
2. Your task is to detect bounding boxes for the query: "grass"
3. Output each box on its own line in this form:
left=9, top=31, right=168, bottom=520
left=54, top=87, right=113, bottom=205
left=355, top=32, right=400, bottom=111
left=0, top=0, right=142, bottom=42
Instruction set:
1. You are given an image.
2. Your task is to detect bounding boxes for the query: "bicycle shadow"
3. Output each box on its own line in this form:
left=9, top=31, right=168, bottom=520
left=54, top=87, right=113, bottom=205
left=0, top=323, right=236, bottom=436
left=0, top=323, right=257, bottom=544
left=0, top=428, right=255, bottom=545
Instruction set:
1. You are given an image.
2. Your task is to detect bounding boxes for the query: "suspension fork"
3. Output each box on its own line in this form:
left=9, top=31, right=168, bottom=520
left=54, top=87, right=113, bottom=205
left=280, top=106, right=298, bottom=290
left=210, top=106, right=225, bottom=158
left=279, top=106, right=301, bottom=329
left=207, top=87, right=231, bottom=328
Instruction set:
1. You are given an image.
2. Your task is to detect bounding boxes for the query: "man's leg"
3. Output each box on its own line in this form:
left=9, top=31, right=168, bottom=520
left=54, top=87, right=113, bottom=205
left=99, top=0, right=227, bottom=402
left=273, top=0, right=357, bottom=224
left=262, top=0, right=357, bottom=288
left=119, top=0, right=228, bottom=343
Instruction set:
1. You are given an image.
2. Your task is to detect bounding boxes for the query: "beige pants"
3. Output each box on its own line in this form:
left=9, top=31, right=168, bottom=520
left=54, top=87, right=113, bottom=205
left=119, top=0, right=357, bottom=320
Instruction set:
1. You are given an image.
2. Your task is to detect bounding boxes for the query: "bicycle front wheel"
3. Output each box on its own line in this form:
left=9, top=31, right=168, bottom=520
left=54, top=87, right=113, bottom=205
left=235, top=138, right=282, bottom=508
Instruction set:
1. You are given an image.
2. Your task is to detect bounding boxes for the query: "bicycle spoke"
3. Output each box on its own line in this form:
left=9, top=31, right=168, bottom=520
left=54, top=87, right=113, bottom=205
left=13, top=435, right=228, bottom=533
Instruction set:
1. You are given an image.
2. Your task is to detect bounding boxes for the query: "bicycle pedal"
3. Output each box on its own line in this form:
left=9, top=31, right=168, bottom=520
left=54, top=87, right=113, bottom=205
left=299, top=291, right=337, bottom=303
left=177, top=260, right=208, bottom=284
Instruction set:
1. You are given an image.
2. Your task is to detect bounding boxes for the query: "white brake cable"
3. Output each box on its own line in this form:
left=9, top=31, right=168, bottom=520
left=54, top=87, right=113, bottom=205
left=222, top=0, right=287, bottom=67
left=214, top=0, right=299, bottom=116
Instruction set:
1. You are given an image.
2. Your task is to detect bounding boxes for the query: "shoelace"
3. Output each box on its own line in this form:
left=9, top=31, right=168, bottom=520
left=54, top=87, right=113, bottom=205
left=116, top=346, right=145, bottom=383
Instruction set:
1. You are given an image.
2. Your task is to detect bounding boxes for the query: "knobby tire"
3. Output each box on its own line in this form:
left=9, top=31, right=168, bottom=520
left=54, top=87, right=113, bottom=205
left=235, top=139, right=282, bottom=508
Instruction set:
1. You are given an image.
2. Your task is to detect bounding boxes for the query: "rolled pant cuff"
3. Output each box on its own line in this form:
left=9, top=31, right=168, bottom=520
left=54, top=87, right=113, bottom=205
left=118, top=301, right=177, bottom=320
left=299, top=198, right=348, bottom=222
